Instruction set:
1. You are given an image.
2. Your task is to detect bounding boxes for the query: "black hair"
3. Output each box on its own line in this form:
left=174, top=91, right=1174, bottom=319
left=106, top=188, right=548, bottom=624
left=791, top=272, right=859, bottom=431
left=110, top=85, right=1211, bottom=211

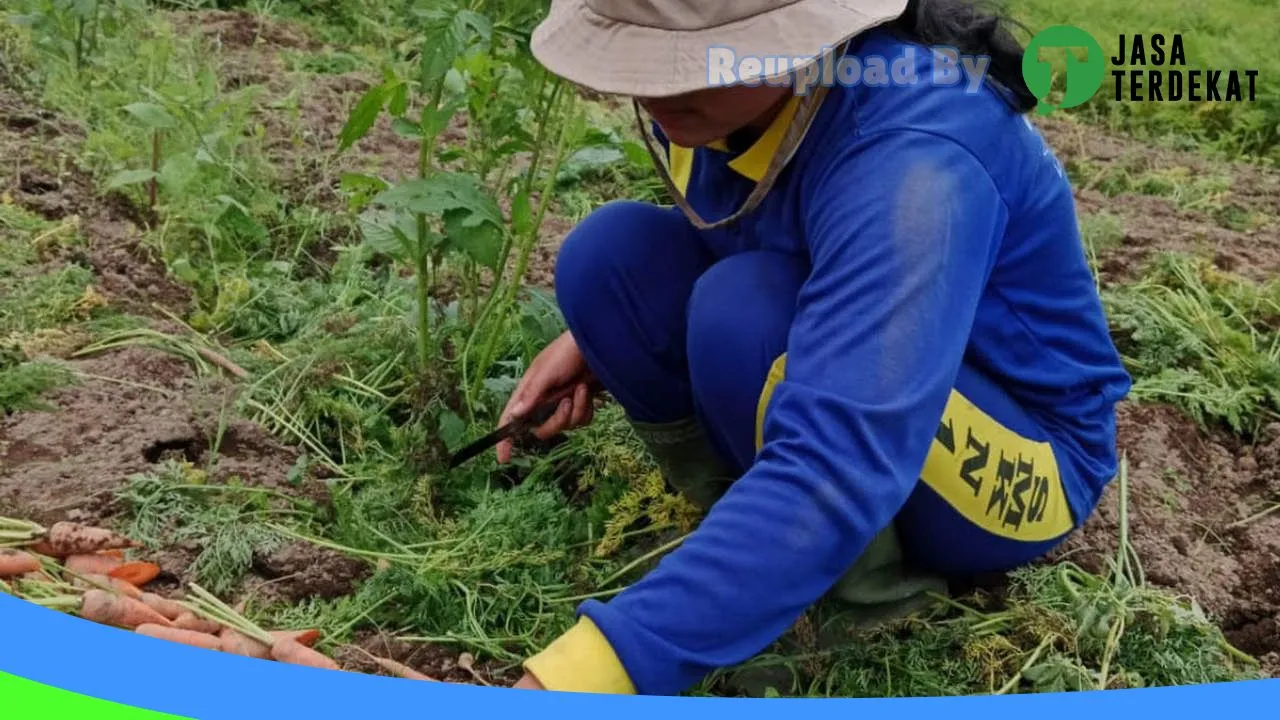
left=887, top=0, right=1038, bottom=113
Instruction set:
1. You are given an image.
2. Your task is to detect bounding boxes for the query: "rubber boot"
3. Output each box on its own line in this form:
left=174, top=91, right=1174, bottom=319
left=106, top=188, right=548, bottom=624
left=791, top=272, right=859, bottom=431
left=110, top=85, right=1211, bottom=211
left=627, top=416, right=737, bottom=511
left=724, top=524, right=949, bottom=697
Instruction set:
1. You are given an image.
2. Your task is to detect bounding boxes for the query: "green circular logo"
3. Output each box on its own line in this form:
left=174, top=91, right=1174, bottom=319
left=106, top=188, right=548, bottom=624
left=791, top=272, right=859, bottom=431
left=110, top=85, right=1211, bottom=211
left=1023, top=25, right=1106, bottom=115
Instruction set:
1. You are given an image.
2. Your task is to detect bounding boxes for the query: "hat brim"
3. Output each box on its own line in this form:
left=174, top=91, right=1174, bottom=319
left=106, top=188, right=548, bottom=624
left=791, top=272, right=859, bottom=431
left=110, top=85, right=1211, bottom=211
left=531, top=0, right=910, bottom=98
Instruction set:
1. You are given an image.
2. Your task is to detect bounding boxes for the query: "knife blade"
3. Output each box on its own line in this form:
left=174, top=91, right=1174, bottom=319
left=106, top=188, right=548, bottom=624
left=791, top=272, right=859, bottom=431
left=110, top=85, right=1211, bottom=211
left=448, top=382, right=591, bottom=469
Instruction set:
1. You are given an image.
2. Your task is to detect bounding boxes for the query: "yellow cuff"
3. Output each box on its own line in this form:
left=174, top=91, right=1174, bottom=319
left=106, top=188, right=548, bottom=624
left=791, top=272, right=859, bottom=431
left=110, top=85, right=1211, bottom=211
left=523, top=617, right=637, bottom=695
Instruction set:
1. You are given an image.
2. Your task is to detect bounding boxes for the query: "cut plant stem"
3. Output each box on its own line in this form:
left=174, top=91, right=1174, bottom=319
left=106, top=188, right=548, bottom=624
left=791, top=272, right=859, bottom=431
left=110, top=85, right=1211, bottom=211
left=994, top=635, right=1054, bottom=695
left=31, top=595, right=83, bottom=611
left=598, top=532, right=690, bottom=589
left=185, top=583, right=273, bottom=646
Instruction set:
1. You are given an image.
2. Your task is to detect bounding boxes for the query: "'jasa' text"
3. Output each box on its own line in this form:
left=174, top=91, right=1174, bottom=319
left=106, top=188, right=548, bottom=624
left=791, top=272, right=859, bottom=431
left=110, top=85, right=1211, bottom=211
left=1112, top=34, right=1258, bottom=103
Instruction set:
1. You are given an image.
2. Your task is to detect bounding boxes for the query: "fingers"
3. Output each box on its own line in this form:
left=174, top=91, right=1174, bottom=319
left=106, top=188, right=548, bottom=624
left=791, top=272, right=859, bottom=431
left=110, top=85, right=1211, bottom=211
left=569, top=382, right=591, bottom=428
left=533, top=397, right=574, bottom=440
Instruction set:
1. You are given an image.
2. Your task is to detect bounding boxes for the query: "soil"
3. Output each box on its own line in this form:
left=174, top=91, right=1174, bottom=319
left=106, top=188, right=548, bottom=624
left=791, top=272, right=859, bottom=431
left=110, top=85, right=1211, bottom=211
left=0, top=88, right=191, bottom=316
left=246, top=540, right=372, bottom=605
left=1035, top=115, right=1280, bottom=285
left=333, top=631, right=517, bottom=686
left=1052, top=401, right=1280, bottom=676
left=0, top=81, right=348, bottom=602
left=172, top=9, right=317, bottom=53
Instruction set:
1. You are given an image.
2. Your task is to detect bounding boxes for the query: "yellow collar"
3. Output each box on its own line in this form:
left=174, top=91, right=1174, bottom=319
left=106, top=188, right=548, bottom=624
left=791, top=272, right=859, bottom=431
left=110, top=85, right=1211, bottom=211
left=702, top=95, right=804, bottom=183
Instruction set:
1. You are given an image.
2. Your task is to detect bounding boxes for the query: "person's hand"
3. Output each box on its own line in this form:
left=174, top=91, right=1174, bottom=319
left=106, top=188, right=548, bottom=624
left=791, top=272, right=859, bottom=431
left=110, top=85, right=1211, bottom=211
left=496, top=330, right=598, bottom=464
left=513, top=672, right=546, bottom=690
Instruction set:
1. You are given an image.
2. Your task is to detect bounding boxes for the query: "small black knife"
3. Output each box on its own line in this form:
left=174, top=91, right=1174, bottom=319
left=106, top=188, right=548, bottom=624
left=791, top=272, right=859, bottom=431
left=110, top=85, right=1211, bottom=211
left=448, top=395, right=567, bottom=470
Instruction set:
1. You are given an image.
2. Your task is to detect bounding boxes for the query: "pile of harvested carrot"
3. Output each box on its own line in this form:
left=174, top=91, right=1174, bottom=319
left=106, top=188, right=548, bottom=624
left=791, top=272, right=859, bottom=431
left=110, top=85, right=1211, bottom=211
left=1, top=516, right=438, bottom=682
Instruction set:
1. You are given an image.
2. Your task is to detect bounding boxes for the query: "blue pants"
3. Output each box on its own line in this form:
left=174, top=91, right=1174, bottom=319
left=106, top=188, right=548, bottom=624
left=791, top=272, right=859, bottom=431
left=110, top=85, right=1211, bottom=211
left=555, top=201, right=1072, bottom=577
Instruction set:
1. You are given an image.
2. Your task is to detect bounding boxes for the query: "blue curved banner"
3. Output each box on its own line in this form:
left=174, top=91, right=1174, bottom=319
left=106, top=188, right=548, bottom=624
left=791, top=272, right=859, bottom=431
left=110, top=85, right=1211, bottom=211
left=0, top=593, right=1275, bottom=717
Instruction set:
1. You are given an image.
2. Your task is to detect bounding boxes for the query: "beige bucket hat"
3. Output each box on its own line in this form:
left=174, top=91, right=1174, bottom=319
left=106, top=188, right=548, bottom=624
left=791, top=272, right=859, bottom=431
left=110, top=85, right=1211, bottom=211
left=530, top=0, right=910, bottom=98
left=531, top=0, right=910, bottom=230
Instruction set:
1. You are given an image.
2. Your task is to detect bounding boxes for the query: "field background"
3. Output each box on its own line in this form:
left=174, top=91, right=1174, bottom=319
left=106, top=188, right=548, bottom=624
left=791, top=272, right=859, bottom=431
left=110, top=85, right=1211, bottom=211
left=1, top=0, right=1278, bottom=696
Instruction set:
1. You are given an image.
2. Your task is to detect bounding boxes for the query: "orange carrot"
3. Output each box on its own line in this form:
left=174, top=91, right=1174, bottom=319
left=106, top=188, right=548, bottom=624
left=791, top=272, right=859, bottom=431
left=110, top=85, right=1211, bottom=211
left=276, top=629, right=321, bottom=647
left=76, top=573, right=144, bottom=599
left=271, top=638, right=340, bottom=670
left=138, top=592, right=187, bottom=621
left=174, top=612, right=223, bottom=634
left=368, top=654, right=438, bottom=682
left=28, top=540, right=61, bottom=558
left=65, top=553, right=124, bottom=576
left=220, top=628, right=323, bottom=659
left=80, top=589, right=173, bottom=629
left=136, top=624, right=224, bottom=652
left=109, top=561, right=160, bottom=587
left=43, top=522, right=140, bottom=556
left=99, top=549, right=126, bottom=561
left=0, top=549, right=42, bottom=578
left=219, top=628, right=272, bottom=659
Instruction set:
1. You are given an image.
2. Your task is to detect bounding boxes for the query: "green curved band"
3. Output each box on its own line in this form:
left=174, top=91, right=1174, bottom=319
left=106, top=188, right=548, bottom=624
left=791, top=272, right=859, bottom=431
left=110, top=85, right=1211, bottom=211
left=0, top=671, right=190, bottom=719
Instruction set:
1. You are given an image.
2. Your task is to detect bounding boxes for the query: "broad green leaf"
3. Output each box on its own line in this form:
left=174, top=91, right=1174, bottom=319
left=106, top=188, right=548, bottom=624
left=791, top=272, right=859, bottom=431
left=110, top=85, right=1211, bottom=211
left=339, top=173, right=390, bottom=195
left=620, top=140, right=650, bottom=166
left=123, top=102, right=176, bottom=129
left=421, top=95, right=465, bottom=140
left=388, top=82, right=409, bottom=117
left=373, top=174, right=501, bottom=225
left=338, top=83, right=389, bottom=152
left=170, top=257, right=200, bottom=285
left=443, top=68, right=467, bottom=96
left=105, top=168, right=157, bottom=190
left=390, top=224, right=420, bottom=259
left=217, top=202, right=267, bottom=244
left=454, top=10, right=493, bottom=45
left=341, top=173, right=391, bottom=213
left=510, top=189, right=534, bottom=238
left=444, top=209, right=502, bottom=271
left=437, top=410, right=467, bottom=451
left=357, top=208, right=417, bottom=260
left=419, top=27, right=461, bottom=89
left=565, top=146, right=625, bottom=173
left=391, top=117, right=422, bottom=140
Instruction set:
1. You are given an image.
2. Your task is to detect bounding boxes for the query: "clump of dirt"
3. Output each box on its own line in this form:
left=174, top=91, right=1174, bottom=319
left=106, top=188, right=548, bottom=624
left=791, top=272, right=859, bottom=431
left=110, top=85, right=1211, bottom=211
left=173, top=9, right=316, bottom=53
left=1052, top=402, right=1280, bottom=675
left=0, top=88, right=191, bottom=315
left=0, top=345, right=314, bottom=527
left=1036, top=115, right=1280, bottom=284
left=246, top=540, right=372, bottom=604
left=333, top=631, right=517, bottom=686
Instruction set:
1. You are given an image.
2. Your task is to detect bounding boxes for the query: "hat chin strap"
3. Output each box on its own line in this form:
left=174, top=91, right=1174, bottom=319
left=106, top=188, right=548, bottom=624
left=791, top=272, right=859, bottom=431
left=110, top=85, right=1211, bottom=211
left=633, top=52, right=837, bottom=231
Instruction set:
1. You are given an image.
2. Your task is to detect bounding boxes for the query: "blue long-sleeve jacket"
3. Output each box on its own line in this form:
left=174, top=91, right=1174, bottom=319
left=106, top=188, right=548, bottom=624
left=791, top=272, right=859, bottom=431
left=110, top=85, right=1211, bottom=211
left=524, top=28, right=1131, bottom=696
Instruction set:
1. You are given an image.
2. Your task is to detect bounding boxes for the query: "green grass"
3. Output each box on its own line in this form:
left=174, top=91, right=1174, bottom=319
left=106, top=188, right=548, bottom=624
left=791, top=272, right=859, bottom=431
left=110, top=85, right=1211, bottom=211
left=1105, top=253, right=1280, bottom=436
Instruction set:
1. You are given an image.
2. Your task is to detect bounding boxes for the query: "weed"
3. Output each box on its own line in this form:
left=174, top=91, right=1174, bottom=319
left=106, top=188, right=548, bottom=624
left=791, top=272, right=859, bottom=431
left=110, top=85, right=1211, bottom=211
left=117, top=460, right=306, bottom=595
left=1105, top=253, right=1280, bottom=435
left=0, top=352, right=76, bottom=413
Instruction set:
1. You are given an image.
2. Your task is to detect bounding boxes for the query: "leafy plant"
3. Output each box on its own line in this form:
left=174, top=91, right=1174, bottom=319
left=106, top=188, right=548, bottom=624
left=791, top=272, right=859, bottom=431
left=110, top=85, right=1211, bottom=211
left=8, top=0, right=143, bottom=73
left=336, top=1, right=582, bottom=420
left=1105, top=253, right=1280, bottom=435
